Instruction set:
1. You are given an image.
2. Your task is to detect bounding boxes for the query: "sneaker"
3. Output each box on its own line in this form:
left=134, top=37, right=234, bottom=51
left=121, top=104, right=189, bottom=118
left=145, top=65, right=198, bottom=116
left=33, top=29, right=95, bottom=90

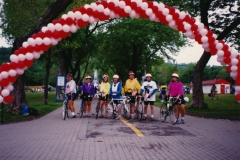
left=115, top=115, right=121, bottom=120
left=104, top=114, right=108, bottom=118
left=71, top=115, right=76, bottom=118
left=181, top=119, right=185, bottom=124
left=143, top=115, right=147, bottom=120
left=87, top=113, right=91, bottom=117
left=151, top=117, right=155, bottom=121
left=99, top=115, right=103, bottom=118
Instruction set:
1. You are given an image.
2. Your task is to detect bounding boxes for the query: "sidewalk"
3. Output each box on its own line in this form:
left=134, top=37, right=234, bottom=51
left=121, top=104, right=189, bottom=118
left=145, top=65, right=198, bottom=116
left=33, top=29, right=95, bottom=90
left=0, top=99, right=239, bottom=160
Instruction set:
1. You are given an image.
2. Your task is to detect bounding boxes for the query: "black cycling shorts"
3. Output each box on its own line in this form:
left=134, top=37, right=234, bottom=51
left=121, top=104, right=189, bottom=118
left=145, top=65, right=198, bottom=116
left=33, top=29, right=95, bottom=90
left=99, top=94, right=109, bottom=101
left=172, top=96, right=185, bottom=105
left=82, top=93, right=93, bottom=101
left=144, top=101, right=154, bottom=105
left=67, top=93, right=76, bottom=101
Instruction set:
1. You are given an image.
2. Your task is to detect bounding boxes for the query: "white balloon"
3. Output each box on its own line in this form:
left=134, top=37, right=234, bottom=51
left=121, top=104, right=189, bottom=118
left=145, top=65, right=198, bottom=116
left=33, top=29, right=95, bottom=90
left=169, top=21, right=176, bottom=29
left=216, top=43, right=223, bottom=50
left=39, top=51, right=44, bottom=54
left=97, top=5, right=104, bottom=12
left=25, top=52, right=34, bottom=60
left=197, top=23, right=204, bottom=31
left=16, top=68, right=24, bottom=75
left=217, top=56, right=224, bottom=62
left=47, top=23, right=55, bottom=32
left=162, top=8, right=169, bottom=16
left=140, top=2, right=148, bottom=10
left=1, top=71, right=8, bottom=79
left=89, top=16, right=96, bottom=24
left=27, top=38, right=36, bottom=47
left=202, top=43, right=209, bottom=48
left=22, top=42, right=29, bottom=48
left=200, top=29, right=208, bottom=36
left=129, top=10, right=136, bottom=18
left=61, top=14, right=68, bottom=20
left=110, top=11, right=116, bottom=18
left=112, top=0, right=120, bottom=6
left=1, top=89, right=10, bottom=97
left=62, top=25, right=70, bottom=32
left=124, top=6, right=131, bottom=14
left=179, top=11, right=186, bottom=19
left=75, top=11, right=82, bottom=19
left=204, top=48, right=210, bottom=52
left=4, top=84, right=14, bottom=91
left=158, top=3, right=165, bottom=11
left=84, top=4, right=90, bottom=9
left=145, top=8, right=153, bottom=16
left=217, top=50, right=224, bottom=57
left=184, top=23, right=191, bottom=31
left=150, top=14, right=156, bottom=21
left=104, top=8, right=111, bottom=15
left=235, top=86, right=240, bottom=92
left=0, top=96, right=3, bottom=103
left=43, top=37, right=51, bottom=45
left=33, top=52, right=41, bottom=59
left=55, top=23, right=63, bottom=31
left=10, top=54, right=19, bottom=63
left=82, top=14, right=89, bottom=22
left=166, top=15, right=173, bottom=22
left=67, top=11, right=75, bottom=19
left=18, top=54, right=25, bottom=61
left=230, top=72, right=237, bottom=78
left=230, top=49, right=238, bottom=58
left=118, top=1, right=126, bottom=9
left=231, top=66, right=238, bottom=72
left=231, top=58, right=238, bottom=65
left=8, top=69, right=17, bottom=77
left=201, top=36, right=208, bottom=43
left=90, top=3, right=97, bottom=11
left=35, top=37, right=43, bottom=45
left=70, top=25, right=77, bottom=33
left=41, top=26, right=48, bottom=33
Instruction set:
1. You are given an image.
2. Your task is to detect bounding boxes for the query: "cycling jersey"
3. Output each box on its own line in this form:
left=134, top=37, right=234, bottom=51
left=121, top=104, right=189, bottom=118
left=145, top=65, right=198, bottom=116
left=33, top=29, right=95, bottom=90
left=66, top=80, right=77, bottom=94
left=100, top=82, right=110, bottom=94
left=140, top=80, right=157, bottom=101
left=124, top=79, right=141, bottom=94
left=168, top=81, right=183, bottom=97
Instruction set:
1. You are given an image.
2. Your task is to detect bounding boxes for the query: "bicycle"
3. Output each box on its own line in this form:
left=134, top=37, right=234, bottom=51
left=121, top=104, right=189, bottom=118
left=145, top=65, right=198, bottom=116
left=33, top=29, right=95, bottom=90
left=208, top=91, right=218, bottom=100
left=106, top=95, right=131, bottom=119
left=159, top=97, right=181, bottom=125
left=95, top=93, right=102, bottom=119
left=62, top=93, right=69, bottom=120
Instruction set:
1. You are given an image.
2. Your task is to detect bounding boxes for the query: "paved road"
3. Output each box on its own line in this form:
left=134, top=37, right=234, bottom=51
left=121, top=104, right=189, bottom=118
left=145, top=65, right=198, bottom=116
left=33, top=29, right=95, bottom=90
left=0, top=99, right=240, bottom=160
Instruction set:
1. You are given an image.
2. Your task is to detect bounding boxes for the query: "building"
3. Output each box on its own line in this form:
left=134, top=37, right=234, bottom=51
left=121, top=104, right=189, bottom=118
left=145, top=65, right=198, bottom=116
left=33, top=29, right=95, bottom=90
left=202, top=79, right=231, bottom=94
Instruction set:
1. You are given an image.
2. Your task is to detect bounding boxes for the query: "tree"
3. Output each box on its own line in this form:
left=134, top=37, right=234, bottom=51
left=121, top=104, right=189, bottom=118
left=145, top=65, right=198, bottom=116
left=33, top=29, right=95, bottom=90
left=96, top=18, right=188, bottom=82
left=0, top=0, right=74, bottom=110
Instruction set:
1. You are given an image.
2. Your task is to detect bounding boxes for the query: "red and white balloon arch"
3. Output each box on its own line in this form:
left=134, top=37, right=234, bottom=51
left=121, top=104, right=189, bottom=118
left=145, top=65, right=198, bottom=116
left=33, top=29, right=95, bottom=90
left=0, top=0, right=240, bottom=104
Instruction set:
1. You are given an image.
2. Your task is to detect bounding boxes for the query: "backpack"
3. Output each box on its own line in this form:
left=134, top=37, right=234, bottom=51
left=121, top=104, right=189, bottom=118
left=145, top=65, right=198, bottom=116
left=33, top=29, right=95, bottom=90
left=21, top=105, right=29, bottom=115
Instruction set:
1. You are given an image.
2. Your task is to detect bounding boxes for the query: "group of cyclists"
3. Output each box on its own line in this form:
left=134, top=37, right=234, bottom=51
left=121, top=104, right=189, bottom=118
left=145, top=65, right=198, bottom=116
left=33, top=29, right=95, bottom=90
left=65, top=71, right=186, bottom=124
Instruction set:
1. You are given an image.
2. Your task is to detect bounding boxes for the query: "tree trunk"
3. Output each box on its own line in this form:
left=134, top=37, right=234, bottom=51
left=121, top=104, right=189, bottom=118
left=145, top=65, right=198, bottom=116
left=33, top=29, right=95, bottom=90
left=9, top=0, right=73, bottom=110
left=44, top=50, right=52, bottom=104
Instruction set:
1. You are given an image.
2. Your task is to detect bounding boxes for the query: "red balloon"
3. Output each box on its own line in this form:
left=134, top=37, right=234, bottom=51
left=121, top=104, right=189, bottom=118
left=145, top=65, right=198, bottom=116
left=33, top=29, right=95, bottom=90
left=52, top=20, right=58, bottom=25
left=191, top=24, right=198, bottom=32
left=226, top=65, right=231, bottom=72
left=235, top=94, right=240, bottom=101
left=19, top=47, right=27, bottom=55
left=24, top=60, right=33, bottom=67
left=34, top=45, right=43, bottom=52
left=32, top=34, right=38, bottom=39
left=147, top=1, right=154, bottom=8
left=77, top=19, right=88, bottom=28
left=8, top=76, right=17, bottom=83
left=108, top=2, right=116, bottom=10
left=45, top=30, right=53, bottom=38
left=208, top=37, right=215, bottom=44
left=223, top=57, right=231, bottom=64
left=3, top=95, right=14, bottom=103
left=59, top=18, right=66, bottom=26
left=222, top=45, right=229, bottom=52
left=210, top=48, right=218, bottom=56
left=86, top=8, right=93, bottom=16
left=1, top=63, right=10, bottom=71
left=9, top=62, right=18, bottom=70
left=195, top=34, right=202, bottom=44
left=224, top=50, right=231, bottom=57
left=172, top=13, right=179, bottom=20
left=79, top=7, right=86, bottom=14
left=169, top=7, right=176, bottom=15
left=37, top=32, right=45, bottom=39
left=17, top=61, right=26, bottom=69
left=14, top=50, right=20, bottom=55
left=1, top=79, right=9, bottom=87
left=101, top=0, right=108, bottom=8
left=151, top=6, right=158, bottom=13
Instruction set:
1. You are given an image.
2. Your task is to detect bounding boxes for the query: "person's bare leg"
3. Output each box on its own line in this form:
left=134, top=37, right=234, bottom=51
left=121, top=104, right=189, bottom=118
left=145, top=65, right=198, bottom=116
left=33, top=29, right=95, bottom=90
left=150, top=105, right=154, bottom=116
left=84, top=101, right=88, bottom=114
left=87, top=101, right=92, bottom=113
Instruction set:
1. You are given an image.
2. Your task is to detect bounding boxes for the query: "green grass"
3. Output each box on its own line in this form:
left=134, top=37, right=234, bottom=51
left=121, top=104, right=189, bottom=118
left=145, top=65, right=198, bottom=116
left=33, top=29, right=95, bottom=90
left=0, top=92, right=62, bottom=124
left=155, top=92, right=240, bottom=120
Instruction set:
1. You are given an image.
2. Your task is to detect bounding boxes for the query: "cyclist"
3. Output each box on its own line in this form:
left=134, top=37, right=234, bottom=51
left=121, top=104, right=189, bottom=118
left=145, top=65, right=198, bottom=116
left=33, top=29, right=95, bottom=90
left=99, top=74, right=110, bottom=118
left=81, top=74, right=95, bottom=117
left=160, top=83, right=167, bottom=102
left=168, top=72, right=186, bottom=124
left=210, top=84, right=217, bottom=99
left=110, top=74, right=122, bottom=119
left=124, top=71, right=141, bottom=119
left=66, top=73, right=77, bottom=118
left=139, top=73, right=157, bottom=121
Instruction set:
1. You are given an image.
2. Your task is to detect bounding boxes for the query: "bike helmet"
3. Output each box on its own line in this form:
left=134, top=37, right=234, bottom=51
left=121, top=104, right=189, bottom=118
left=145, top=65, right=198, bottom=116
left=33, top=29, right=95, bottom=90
left=85, top=74, right=92, bottom=79
left=113, top=74, right=119, bottom=79
left=145, top=72, right=152, bottom=77
left=172, top=72, right=179, bottom=78
left=129, top=71, right=134, bottom=76
left=67, top=73, right=73, bottom=77
left=102, top=74, right=108, bottom=78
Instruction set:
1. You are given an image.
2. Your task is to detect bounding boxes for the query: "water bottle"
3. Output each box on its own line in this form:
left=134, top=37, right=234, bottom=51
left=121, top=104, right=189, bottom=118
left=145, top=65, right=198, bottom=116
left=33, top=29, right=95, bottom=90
left=167, top=103, right=169, bottom=109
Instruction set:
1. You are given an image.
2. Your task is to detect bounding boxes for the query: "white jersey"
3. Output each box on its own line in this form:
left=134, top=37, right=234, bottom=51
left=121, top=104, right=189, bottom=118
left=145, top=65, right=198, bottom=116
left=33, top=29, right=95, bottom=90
left=141, top=80, right=157, bottom=101
left=66, top=80, right=77, bottom=94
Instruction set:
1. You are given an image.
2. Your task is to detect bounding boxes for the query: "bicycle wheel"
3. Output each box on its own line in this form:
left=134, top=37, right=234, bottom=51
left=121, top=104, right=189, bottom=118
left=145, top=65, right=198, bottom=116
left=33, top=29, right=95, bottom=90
left=160, top=103, right=168, bottom=122
left=80, top=100, right=84, bottom=118
left=123, top=104, right=131, bottom=119
left=96, top=101, right=100, bottom=119
left=169, top=105, right=179, bottom=125
left=138, top=102, right=144, bottom=121
left=214, top=94, right=218, bottom=100
left=62, top=105, right=66, bottom=120
left=106, top=103, right=114, bottom=118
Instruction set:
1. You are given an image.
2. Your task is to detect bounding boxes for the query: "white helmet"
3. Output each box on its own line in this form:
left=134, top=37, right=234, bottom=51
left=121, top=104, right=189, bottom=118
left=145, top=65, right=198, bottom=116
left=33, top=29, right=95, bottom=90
left=172, top=72, right=179, bottom=78
left=85, top=75, right=92, bottom=79
left=102, top=74, right=108, bottom=78
left=184, top=97, right=189, bottom=102
left=113, top=74, right=119, bottom=79
left=145, top=73, right=152, bottom=77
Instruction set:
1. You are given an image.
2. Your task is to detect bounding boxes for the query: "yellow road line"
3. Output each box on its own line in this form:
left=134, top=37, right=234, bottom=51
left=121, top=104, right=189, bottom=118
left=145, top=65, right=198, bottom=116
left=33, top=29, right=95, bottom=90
left=120, top=117, right=144, bottom=137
